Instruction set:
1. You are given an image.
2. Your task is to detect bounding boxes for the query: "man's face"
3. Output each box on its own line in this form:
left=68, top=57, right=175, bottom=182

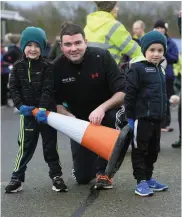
left=61, top=34, right=87, bottom=64
left=133, top=24, right=143, bottom=38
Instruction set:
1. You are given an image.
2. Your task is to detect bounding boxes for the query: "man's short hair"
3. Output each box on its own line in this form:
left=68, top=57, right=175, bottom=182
left=133, top=20, right=145, bottom=30
left=60, top=23, right=85, bottom=42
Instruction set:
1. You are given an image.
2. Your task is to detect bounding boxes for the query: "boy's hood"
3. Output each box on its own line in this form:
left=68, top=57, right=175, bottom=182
left=86, top=11, right=115, bottom=32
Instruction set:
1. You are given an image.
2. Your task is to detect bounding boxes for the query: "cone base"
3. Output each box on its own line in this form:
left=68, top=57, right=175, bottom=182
left=105, top=124, right=132, bottom=178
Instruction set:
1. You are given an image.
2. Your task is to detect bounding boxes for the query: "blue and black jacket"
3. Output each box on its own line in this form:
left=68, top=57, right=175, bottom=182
left=125, top=60, right=167, bottom=121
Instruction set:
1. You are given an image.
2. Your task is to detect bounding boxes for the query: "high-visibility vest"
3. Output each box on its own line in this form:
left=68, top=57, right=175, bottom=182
left=173, top=54, right=182, bottom=77
left=84, top=11, right=144, bottom=64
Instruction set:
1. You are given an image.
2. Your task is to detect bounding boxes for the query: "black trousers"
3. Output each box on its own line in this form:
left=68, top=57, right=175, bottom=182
left=1, top=73, right=9, bottom=105
left=71, top=107, right=126, bottom=184
left=131, top=118, right=161, bottom=182
left=12, top=115, right=62, bottom=182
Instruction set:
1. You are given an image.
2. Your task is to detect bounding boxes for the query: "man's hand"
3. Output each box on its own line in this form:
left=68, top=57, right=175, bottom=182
left=89, top=106, right=105, bottom=125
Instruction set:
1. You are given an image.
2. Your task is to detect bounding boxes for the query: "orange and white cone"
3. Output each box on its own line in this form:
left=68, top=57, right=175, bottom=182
left=32, top=109, right=131, bottom=177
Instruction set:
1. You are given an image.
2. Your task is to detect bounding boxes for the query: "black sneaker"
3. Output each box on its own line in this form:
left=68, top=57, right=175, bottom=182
left=5, top=179, right=22, bottom=193
left=52, top=176, right=68, bottom=192
left=93, top=174, right=113, bottom=190
left=171, top=140, right=181, bottom=148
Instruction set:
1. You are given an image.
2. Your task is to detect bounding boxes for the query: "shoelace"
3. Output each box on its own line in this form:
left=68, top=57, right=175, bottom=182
left=10, top=180, right=20, bottom=185
left=96, top=175, right=112, bottom=183
left=139, top=182, right=150, bottom=190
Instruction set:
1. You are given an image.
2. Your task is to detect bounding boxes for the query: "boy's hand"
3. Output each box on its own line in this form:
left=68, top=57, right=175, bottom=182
left=19, top=105, right=35, bottom=116
left=35, top=108, right=47, bottom=124
left=127, top=118, right=134, bottom=131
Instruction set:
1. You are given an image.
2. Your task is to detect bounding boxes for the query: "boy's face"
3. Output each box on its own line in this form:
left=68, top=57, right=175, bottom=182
left=24, top=42, right=41, bottom=59
left=145, top=43, right=164, bottom=64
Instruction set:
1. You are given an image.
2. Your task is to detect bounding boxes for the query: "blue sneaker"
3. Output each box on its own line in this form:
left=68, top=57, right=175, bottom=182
left=147, top=178, right=168, bottom=191
left=135, top=180, right=154, bottom=196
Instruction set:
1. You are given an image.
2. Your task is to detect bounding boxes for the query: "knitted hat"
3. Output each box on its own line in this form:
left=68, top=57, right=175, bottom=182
left=141, top=31, right=167, bottom=56
left=95, top=1, right=117, bottom=12
left=20, top=27, right=47, bottom=54
left=154, top=20, right=168, bottom=31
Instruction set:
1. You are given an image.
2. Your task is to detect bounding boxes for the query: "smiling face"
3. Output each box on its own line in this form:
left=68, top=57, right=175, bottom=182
left=24, top=42, right=41, bottom=59
left=61, top=33, right=87, bottom=64
left=145, top=43, right=164, bottom=64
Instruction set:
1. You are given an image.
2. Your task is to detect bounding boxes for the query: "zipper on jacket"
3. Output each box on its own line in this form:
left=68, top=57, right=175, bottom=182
left=156, top=66, right=163, bottom=118
left=28, top=60, right=31, bottom=82
left=147, top=101, right=150, bottom=116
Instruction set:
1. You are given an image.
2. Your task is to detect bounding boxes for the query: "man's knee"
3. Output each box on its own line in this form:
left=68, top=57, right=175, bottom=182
left=72, top=169, right=95, bottom=184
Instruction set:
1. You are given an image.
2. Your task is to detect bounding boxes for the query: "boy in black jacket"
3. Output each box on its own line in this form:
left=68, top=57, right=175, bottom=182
left=125, top=31, right=168, bottom=197
left=5, top=27, right=67, bottom=193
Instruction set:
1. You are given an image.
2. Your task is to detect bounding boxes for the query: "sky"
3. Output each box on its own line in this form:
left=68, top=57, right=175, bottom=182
left=8, top=1, right=44, bottom=8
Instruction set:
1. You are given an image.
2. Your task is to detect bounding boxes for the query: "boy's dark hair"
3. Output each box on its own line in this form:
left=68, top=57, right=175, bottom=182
left=60, top=23, right=85, bottom=42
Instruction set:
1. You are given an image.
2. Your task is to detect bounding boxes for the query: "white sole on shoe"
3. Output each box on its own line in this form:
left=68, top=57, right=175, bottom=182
left=135, top=190, right=154, bottom=196
left=52, top=185, right=68, bottom=192
left=6, top=186, right=23, bottom=193
left=150, top=186, right=168, bottom=192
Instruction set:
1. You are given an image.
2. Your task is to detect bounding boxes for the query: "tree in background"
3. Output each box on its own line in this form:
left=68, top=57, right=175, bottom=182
left=2, top=1, right=181, bottom=42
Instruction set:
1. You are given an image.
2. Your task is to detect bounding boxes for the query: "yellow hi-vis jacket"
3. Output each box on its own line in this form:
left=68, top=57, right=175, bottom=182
left=84, top=11, right=144, bottom=64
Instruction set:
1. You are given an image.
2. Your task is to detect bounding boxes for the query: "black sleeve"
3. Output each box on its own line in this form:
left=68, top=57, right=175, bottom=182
left=104, top=50, right=126, bottom=94
left=39, top=63, right=55, bottom=109
left=124, top=64, right=140, bottom=119
left=52, top=61, right=64, bottom=105
left=9, top=64, right=23, bottom=109
left=178, top=15, right=181, bottom=35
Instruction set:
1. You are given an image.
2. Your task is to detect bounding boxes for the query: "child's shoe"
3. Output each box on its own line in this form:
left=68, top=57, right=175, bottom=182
left=5, top=179, right=23, bottom=193
left=52, top=176, right=68, bottom=192
left=135, top=180, right=154, bottom=196
left=147, top=178, right=168, bottom=191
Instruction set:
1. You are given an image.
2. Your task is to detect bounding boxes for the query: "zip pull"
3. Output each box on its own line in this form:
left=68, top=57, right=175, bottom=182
left=28, top=60, right=31, bottom=82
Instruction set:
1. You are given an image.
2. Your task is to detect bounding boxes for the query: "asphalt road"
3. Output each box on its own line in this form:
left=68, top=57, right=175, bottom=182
left=1, top=107, right=181, bottom=217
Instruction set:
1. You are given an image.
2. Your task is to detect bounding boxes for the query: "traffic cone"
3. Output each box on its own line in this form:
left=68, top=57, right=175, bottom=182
left=32, top=108, right=131, bottom=177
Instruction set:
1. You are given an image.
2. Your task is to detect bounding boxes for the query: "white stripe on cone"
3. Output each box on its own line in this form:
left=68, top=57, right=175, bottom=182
left=47, top=112, right=89, bottom=144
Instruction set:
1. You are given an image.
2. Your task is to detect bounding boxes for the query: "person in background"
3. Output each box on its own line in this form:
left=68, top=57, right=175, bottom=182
left=125, top=31, right=168, bottom=197
left=132, top=20, right=146, bottom=45
left=154, top=20, right=179, bottom=132
left=84, top=1, right=143, bottom=66
left=1, top=40, right=10, bottom=108
left=171, top=11, right=181, bottom=148
left=48, top=37, right=61, bottom=61
left=48, top=21, right=73, bottom=61
left=5, top=27, right=67, bottom=193
left=3, top=34, right=22, bottom=64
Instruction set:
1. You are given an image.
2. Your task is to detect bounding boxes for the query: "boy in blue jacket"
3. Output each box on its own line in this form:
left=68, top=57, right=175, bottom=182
left=5, top=27, right=67, bottom=193
left=125, top=31, right=168, bottom=196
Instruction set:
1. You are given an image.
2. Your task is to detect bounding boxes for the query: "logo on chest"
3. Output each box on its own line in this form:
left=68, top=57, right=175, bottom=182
left=61, top=77, right=76, bottom=83
left=145, top=67, right=156, bottom=73
left=91, top=73, right=99, bottom=79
